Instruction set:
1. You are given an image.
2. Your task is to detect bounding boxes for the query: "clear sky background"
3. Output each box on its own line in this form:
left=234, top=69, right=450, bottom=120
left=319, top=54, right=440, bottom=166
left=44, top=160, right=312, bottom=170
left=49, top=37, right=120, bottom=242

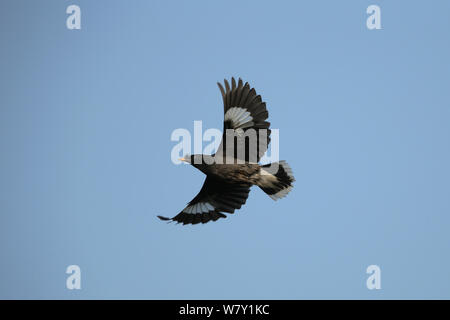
left=1, top=0, right=450, bottom=299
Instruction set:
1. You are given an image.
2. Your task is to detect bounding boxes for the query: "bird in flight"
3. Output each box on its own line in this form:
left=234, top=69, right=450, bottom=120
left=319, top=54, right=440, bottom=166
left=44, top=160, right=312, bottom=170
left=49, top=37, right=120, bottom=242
left=158, top=78, right=295, bottom=225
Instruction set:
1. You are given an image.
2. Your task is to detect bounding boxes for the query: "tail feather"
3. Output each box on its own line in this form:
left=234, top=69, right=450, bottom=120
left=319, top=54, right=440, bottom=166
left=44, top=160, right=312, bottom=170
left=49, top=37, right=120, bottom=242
left=257, top=161, right=295, bottom=200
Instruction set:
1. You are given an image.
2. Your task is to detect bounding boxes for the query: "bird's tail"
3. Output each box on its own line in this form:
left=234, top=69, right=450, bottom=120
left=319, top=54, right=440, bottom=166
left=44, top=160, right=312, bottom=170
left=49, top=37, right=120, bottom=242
left=257, top=161, right=295, bottom=200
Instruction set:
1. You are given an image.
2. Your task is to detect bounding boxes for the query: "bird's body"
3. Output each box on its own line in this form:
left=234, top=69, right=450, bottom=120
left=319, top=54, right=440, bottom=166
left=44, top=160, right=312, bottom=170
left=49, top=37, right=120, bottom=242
left=190, top=155, right=261, bottom=184
left=158, top=78, right=295, bottom=225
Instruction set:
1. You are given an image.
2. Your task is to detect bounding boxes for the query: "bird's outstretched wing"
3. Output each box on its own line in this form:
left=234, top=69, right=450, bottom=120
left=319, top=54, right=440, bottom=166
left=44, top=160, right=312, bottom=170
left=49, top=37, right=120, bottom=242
left=157, top=177, right=251, bottom=225
left=214, top=78, right=271, bottom=163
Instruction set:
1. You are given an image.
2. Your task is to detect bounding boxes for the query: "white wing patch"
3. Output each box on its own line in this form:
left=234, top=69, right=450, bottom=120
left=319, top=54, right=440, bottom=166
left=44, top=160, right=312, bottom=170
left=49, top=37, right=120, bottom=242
left=183, top=202, right=215, bottom=214
left=225, top=107, right=254, bottom=129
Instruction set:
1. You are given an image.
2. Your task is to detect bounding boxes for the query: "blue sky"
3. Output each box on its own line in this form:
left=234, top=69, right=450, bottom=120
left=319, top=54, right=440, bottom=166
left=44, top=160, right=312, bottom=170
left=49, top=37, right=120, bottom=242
left=1, top=0, right=450, bottom=299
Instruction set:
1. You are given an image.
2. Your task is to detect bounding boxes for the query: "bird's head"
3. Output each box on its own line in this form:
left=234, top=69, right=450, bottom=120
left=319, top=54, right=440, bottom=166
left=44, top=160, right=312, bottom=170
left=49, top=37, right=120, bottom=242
left=179, top=154, right=214, bottom=172
left=179, top=154, right=194, bottom=164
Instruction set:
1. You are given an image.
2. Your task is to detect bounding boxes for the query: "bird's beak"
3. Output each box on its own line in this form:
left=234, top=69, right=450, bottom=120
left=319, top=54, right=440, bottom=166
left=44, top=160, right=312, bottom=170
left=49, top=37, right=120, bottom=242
left=179, top=157, right=187, bottom=162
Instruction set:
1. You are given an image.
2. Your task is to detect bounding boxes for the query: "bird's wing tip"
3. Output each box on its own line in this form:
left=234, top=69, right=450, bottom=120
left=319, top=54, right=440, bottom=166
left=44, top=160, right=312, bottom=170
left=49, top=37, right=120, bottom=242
left=157, top=215, right=171, bottom=221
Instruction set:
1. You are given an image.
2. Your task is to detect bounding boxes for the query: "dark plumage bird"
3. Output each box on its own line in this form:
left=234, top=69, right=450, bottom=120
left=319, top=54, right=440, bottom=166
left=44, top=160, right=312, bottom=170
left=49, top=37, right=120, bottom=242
left=158, top=78, right=295, bottom=225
